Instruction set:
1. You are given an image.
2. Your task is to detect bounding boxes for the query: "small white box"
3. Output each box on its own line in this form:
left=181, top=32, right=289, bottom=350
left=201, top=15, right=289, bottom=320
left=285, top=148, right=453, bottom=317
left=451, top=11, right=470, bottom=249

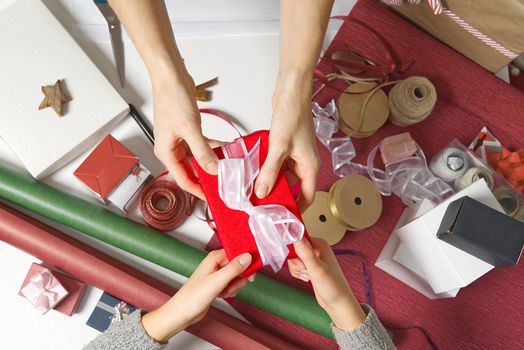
left=0, top=0, right=128, bottom=178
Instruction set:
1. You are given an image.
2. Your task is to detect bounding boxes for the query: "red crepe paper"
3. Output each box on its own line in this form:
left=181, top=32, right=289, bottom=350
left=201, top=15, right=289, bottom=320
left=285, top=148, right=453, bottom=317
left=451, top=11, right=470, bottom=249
left=193, top=130, right=310, bottom=277
left=0, top=203, right=300, bottom=350
left=225, top=1, right=524, bottom=349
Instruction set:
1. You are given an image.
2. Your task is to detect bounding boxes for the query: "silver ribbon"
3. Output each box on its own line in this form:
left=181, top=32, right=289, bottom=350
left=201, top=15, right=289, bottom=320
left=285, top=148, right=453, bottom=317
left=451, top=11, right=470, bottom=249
left=218, top=138, right=304, bottom=272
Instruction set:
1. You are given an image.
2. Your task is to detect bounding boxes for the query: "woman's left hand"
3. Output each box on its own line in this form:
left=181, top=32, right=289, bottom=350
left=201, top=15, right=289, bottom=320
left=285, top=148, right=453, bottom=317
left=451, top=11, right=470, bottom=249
left=255, top=74, right=320, bottom=212
left=141, top=250, right=253, bottom=343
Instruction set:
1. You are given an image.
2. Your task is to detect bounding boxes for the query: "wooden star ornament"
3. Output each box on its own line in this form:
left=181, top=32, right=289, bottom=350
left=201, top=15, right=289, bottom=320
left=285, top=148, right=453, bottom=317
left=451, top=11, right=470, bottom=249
left=38, top=79, right=71, bottom=117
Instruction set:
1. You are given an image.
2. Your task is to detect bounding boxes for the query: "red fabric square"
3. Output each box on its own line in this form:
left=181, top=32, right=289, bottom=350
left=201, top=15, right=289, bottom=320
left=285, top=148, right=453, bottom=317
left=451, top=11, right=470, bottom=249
left=193, top=130, right=310, bottom=277
left=74, top=135, right=138, bottom=199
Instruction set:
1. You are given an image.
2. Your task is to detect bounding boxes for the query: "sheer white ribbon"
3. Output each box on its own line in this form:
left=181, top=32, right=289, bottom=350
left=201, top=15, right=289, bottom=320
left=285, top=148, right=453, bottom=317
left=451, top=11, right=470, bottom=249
left=312, top=100, right=367, bottom=177
left=218, top=138, right=304, bottom=272
left=367, top=141, right=454, bottom=207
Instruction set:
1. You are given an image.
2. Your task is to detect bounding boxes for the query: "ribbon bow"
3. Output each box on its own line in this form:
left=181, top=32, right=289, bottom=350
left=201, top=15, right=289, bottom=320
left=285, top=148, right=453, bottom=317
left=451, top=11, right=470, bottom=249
left=218, top=138, right=304, bottom=272
left=110, top=301, right=132, bottom=324
left=381, top=0, right=442, bottom=15
left=28, top=271, right=61, bottom=312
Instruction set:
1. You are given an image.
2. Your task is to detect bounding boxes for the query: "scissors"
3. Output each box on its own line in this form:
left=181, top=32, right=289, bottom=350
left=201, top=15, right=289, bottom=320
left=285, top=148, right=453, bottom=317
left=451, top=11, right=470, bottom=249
left=94, top=0, right=125, bottom=88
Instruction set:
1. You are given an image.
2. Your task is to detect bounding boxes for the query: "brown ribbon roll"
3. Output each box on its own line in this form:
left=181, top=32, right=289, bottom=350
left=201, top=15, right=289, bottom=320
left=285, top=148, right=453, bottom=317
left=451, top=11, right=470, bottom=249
left=303, top=176, right=382, bottom=245
left=302, top=191, right=347, bottom=246
left=336, top=82, right=390, bottom=138
left=328, top=175, right=383, bottom=231
left=493, top=186, right=520, bottom=216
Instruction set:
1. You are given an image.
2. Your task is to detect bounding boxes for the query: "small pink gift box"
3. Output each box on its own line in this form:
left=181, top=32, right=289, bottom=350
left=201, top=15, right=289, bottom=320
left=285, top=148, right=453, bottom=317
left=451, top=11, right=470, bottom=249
left=380, top=132, right=418, bottom=166
left=19, top=263, right=69, bottom=314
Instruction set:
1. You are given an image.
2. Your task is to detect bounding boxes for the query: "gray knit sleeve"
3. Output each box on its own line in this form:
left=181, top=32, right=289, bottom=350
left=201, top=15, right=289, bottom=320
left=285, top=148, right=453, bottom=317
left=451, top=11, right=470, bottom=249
left=331, top=304, right=396, bottom=350
left=84, top=310, right=165, bottom=350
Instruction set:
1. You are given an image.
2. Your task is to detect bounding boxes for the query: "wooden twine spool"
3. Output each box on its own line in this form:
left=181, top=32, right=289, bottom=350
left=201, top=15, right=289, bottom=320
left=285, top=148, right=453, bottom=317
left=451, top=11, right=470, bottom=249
left=388, top=76, right=437, bottom=127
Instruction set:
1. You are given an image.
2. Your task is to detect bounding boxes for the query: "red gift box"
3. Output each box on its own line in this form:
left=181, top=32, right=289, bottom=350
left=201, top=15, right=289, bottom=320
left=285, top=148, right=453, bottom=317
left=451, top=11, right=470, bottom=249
left=19, top=262, right=87, bottom=316
left=74, top=134, right=139, bottom=200
left=193, top=130, right=310, bottom=277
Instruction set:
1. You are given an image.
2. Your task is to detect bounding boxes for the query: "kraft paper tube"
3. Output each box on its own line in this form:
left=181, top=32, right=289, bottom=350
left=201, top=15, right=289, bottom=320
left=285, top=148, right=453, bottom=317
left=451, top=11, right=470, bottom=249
left=0, top=165, right=332, bottom=338
left=0, top=202, right=300, bottom=350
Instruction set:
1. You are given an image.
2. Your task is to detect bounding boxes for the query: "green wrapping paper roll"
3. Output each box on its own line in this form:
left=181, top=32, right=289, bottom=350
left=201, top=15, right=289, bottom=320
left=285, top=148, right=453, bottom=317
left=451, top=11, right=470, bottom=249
left=0, top=165, right=332, bottom=338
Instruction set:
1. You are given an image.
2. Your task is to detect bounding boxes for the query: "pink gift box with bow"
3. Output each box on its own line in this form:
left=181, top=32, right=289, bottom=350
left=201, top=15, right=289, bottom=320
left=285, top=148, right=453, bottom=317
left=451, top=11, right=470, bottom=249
left=19, top=263, right=69, bottom=314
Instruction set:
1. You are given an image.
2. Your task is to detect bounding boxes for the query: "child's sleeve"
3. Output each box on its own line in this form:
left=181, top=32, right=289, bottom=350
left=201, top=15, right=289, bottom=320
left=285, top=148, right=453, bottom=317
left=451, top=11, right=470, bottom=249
left=83, top=310, right=165, bottom=350
left=331, top=304, right=396, bottom=350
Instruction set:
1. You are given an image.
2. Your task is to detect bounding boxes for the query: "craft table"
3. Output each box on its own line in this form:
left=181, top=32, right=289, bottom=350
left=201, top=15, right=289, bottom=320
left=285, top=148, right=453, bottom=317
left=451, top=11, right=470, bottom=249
left=0, top=0, right=515, bottom=349
left=0, top=0, right=352, bottom=349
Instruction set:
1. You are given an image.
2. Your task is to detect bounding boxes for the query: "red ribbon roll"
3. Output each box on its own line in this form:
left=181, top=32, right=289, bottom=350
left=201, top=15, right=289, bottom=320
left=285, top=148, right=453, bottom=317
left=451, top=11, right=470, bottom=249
left=139, top=172, right=196, bottom=231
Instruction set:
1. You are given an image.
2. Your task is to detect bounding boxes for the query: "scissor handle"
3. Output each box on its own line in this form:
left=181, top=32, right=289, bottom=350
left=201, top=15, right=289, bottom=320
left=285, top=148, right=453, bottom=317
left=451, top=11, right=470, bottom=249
left=94, top=0, right=108, bottom=4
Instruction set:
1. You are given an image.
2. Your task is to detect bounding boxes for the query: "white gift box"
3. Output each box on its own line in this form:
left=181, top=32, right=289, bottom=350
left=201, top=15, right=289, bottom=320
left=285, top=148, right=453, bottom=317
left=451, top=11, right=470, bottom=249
left=0, top=0, right=128, bottom=178
left=376, top=180, right=504, bottom=298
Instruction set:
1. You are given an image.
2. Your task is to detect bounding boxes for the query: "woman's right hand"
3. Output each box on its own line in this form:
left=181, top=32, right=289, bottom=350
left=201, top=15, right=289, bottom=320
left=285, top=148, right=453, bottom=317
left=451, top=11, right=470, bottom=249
left=152, top=69, right=219, bottom=200
left=288, top=238, right=367, bottom=331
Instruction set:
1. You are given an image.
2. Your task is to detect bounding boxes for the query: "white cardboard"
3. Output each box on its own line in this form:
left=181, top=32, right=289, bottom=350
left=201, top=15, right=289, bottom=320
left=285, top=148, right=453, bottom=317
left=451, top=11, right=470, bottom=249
left=395, top=180, right=504, bottom=294
left=375, top=199, right=460, bottom=299
left=0, top=0, right=128, bottom=178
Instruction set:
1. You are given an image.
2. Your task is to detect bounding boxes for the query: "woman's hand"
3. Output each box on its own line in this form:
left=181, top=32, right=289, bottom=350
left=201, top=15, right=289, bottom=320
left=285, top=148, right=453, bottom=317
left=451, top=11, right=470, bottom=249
left=141, top=250, right=253, bottom=343
left=288, top=238, right=366, bottom=331
left=152, top=69, right=219, bottom=200
left=255, top=74, right=320, bottom=212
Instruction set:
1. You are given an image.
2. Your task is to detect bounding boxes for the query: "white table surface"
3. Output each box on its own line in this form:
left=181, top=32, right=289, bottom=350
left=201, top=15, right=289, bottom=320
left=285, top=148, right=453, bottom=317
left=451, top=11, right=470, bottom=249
left=0, top=0, right=352, bottom=349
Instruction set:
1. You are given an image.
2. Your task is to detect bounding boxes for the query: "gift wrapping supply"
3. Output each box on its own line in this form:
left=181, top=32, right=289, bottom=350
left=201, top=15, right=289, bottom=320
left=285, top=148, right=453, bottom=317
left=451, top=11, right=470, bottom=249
left=0, top=202, right=299, bottom=350
left=328, top=175, right=383, bottom=231
left=388, top=76, right=437, bottom=127
left=302, top=191, right=348, bottom=246
left=454, top=166, right=494, bottom=192
left=493, top=186, right=520, bottom=217
left=429, top=147, right=470, bottom=182
left=0, top=165, right=332, bottom=338
left=336, top=82, right=390, bottom=138
left=514, top=206, right=524, bottom=224
left=139, top=172, right=195, bottom=231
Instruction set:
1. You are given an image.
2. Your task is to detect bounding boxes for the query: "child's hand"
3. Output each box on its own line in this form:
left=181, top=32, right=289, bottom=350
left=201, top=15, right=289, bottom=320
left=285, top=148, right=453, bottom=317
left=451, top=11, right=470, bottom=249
left=288, top=238, right=366, bottom=331
left=141, top=249, right=253, bottom=342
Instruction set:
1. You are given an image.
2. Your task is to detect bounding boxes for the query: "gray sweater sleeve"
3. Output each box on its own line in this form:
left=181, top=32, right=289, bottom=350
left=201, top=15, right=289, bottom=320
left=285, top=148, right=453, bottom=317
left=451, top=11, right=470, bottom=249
left=85, top=305, right=394, bottom=350
left=331, top=304, right=396, bottom=350
left=83, top=310, right=165, bottom=350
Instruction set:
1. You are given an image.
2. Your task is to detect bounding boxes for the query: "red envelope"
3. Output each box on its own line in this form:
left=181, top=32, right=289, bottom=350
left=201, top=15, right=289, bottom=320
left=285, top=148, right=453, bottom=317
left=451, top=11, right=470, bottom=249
left=193, top=130, right=310, bottom=277
left=74, top=135, right=138, bottom=200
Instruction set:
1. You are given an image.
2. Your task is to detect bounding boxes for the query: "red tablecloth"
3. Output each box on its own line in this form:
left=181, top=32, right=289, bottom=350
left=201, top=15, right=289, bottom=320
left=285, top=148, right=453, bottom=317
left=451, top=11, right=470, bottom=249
left=224, top=0, right=524, bottom=349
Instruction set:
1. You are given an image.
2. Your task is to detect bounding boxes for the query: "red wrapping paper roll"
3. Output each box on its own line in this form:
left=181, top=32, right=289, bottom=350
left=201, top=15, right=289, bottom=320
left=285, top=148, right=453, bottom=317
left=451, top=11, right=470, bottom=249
left=0, top=203, right=299, bottom=350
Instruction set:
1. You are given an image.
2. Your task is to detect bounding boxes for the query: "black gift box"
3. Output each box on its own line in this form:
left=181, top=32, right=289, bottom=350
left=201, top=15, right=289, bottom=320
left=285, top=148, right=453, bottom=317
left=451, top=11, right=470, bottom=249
left=437, top=196, right=524, bottom=267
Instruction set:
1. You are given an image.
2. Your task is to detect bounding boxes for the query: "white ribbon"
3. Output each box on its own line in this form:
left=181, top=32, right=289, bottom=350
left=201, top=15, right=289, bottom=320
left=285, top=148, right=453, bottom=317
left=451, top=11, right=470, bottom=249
left=96, top=300, right=132, bottom=325
left=218, top=138, right=304, bottom=272
left=312, top=100, right=367, bottom=177
left=367, top=140, right=454, bottom=207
